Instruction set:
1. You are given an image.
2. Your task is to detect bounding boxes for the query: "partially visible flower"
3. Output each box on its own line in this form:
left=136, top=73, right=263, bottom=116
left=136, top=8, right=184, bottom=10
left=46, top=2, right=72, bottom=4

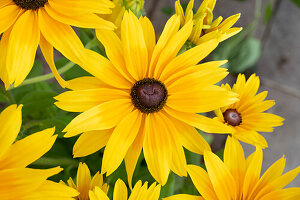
left=214, top=74, right=284, bottom=148
left=64, top=162, right=109, bottom=200
left=0, top=0, right=115, bottom=89
left=175, top=0, right=242, bottom=46
left=0, top=104, right=78, bottom=199
left=165, top=136, right=300, bottom=200
left=89, top=179, right=161, bottom=200
left=55, top=11, right=238, bottom=186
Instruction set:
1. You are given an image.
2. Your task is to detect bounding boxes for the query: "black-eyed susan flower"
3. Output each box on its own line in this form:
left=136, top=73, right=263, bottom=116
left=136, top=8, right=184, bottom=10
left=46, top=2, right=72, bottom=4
left=175, top=0, right=242, bottom=46
left=214, top=74, right=284, bottom=148
left=64, top=162, right=109, bottom=200
left=89, top=179, right=161, bottom=200
left=0, top=0, right=115, bottom=89
left=165, top=136, right=300, bottom=200
left=55, top=11, right=238, bottom=185
left=0, top=104, right=78, bottom=199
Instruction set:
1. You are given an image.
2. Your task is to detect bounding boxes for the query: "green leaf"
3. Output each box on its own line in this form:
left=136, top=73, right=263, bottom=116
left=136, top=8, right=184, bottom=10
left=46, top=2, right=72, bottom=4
left=160, top=173, right=175, bottom=198
left=291, top=0, right=300, bottom=7
left=264, top=2, right=273, bottom=23
left=162, top=6, right=174, bottom=15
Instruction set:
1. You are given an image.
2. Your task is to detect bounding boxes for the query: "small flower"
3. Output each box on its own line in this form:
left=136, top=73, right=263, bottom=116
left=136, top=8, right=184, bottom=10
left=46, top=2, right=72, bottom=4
left=89, top=179, right=161, bottom=200
left=214, top=74, right=284, bottom=148
left=55, top=11, right=238, bottom=185
left=0, top=104, right=78, bottom=199
left=165, top=136, right=300, bottom=200
left=64, top=162, right=109, bottom=200
left=175, top=0, right=242, bottom=45
left=0, top=0, right=115, bottom=88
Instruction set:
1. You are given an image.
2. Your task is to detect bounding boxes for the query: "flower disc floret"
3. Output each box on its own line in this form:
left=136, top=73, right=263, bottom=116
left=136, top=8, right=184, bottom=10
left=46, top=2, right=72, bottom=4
left=13, top=0, right=48, bottom=10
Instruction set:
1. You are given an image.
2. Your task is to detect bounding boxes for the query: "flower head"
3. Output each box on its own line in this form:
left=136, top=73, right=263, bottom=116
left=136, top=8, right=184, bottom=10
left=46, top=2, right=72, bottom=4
left=65, top=162, right=109, bottom=200
left=175, top=0, right=242, bottom=45
left=0, top=104, right=78, bottom=199
left=89, top=179, right=161, bottom=200
left=214, top=74, right=284, bottom=148
left=55, top=11, right=238, bottom=185
left=0, top=0, right=115, bottom=89
left=165, top=136, right=300, bottom=200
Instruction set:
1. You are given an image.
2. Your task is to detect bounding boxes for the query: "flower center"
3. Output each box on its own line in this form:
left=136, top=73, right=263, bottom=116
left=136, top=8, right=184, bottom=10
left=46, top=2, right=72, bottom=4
left=13, top=0, right=48, bottom=10
left=131, top=78, right=168, bottom=113
left=223, top=109, right=242, bottom=126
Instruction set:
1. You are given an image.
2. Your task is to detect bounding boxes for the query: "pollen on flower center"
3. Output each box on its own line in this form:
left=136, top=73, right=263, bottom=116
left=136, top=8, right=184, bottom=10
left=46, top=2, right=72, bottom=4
left=13, top=0, right=48, bottom=10
left=131, top=78, right=168, bottom=113
left=223, top=109, right=242, bottom=126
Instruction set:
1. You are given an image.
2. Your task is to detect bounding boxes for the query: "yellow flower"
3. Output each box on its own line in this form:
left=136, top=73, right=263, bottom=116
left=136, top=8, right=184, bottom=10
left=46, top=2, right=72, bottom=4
left=175, top=0, right=242, bottom=45
left=0, top=104, right=79, bottom=199
left=65, top=162, right=109, bottom=200
left=165, top=136, right=300, bottom=200
left=0, top=0, right=115, bottom=89
left=214, top=74, right=284, bottom=148
left=89, top=179, right=161, bottom=200
left=55, top=11, right=238, bottom=185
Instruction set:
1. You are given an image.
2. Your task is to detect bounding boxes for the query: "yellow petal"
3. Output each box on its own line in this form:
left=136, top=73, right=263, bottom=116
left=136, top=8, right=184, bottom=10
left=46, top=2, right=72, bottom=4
left=113, top=179, right=127, bottom=200
left=204, top=151, right=237, bottom=200
left=73, top=129, right=112, bottom=158
left=96, top=29, right=135, bottom=83
left=6, top=10, right=40, bottom=87
left=0, top=4, right=21, bottom=34
left=125, top=116, right=146, bottom=188
left=233, top=130, right=268, bottom=148
left=39, top=33, right=69, bottom=88
left=0, top=127, right=56, bottom=170
left=45, top=3, right=115, bottom=30
left=260, top=188, right=300, bottom=200
left=143, top=114, right=172, bottom=185
left=90, top=172, right=109, bottom=193
left=164, top=194, right=204, bottom=200
left=0, top=104, right=22, bottom=159
left=0, top=0, right=12, bottom=9
left=102, top=110, right=142, bottom=176
left=0, top=27, right=12, bottom=89
left=121, top=11, right=148, bottom=81
left=139, top=16, right=156, bottom=62
left=63, top=99, right=133, bottom=137
left=89, top=186, right=110, bottom=200
left=187, top=164, right=218, bottom=200
left=55, top=88, right=129, bottom=112
left=77, top=163, right=92, bottom=200
left=66, top=76, right=108, bottom=90
left=164, top=106, right=234, bottom=134
left=38, top=8, right=85, bottom=65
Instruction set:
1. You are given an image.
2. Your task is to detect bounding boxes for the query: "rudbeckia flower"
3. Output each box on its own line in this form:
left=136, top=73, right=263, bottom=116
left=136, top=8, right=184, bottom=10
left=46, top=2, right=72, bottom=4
left=0, top=0, right=115, bottom=89
left=89, top=179, right=161, bottom=200
left=64, top=162, right=109, bottom=200
left=175, top=0, right=242, bottom=45
left=165, top=136, right=300, bottom=200
left=0, top=104, right=78, bottom=199
left=55, top=11, right=238, bottom=185
left=214, top=74, right=284, bottom=148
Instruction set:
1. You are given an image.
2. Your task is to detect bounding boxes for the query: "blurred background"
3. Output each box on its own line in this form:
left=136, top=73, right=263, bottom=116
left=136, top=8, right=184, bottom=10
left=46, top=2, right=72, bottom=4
left=144, top=0, right=300, bottom=186
left=1, top=0, right=300, bottom=196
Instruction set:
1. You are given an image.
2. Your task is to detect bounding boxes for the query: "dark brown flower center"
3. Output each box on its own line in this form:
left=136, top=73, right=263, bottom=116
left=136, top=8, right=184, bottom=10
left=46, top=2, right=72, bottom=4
left=223, top=109, right=242, bottom=126
left=13, top=0, right=48, bottom=10
left=131, top=78, right=168, bottom=113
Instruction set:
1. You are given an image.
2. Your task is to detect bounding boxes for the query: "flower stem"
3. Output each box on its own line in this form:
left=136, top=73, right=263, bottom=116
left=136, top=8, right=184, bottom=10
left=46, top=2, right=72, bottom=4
left=31, top=157, right=79, bottom=167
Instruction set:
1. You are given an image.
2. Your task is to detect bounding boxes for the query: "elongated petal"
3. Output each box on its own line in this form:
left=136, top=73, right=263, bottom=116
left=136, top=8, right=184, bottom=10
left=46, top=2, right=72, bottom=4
left=0, top=4, right=21, bottom=34
left=164, top=194, right=204, bottom=200
left=102, top=110, right=142, bottom=175
left=187, top=165, right=218, bottom=200
left=6, top=10, right=40, bottom=87
left=45, top=3, right=115, bottom=29
left=63, top=99, right=133, bottom=137
left=66, top=76, right=108, bottom=90
left=39, top=33, right=69, bottom=88
left=0, top=27, right=11, bottom=88
left=143, top=114, right=172, bottom=185
left=164, top=106, right=234, bottom=134
left=0, top=104, right=22, bottom=159
left=121, top=11, right=148, bottom=80
left=233, top=129, right=268, bottom=148
left=139, top=16, right=156, bottom=62
left=73, top=129, right=112, bottom=158
left=38, top=8, right=85, bottom=65
left=260, top=188, right=300, bottom=200
left=55, top=88, right=129, bottom=112
left=0, top=128, right=56, bottom=169
left=89, top=186, right=109, bottom=200
left=77, top=163, right=91, bottom=200
left=0, top=0, right=12, bottom=9
left=204, top=151, right=237, bottom=200
left=113, top=179, right=128, bottom=200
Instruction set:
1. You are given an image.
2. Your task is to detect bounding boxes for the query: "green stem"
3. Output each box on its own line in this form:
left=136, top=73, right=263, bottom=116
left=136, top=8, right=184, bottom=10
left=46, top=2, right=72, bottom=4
left=8, top=37, right=99, bottom=90
left=31, top=157, right=79, bottom=167
left=0, top=85, right=15, bottom=103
